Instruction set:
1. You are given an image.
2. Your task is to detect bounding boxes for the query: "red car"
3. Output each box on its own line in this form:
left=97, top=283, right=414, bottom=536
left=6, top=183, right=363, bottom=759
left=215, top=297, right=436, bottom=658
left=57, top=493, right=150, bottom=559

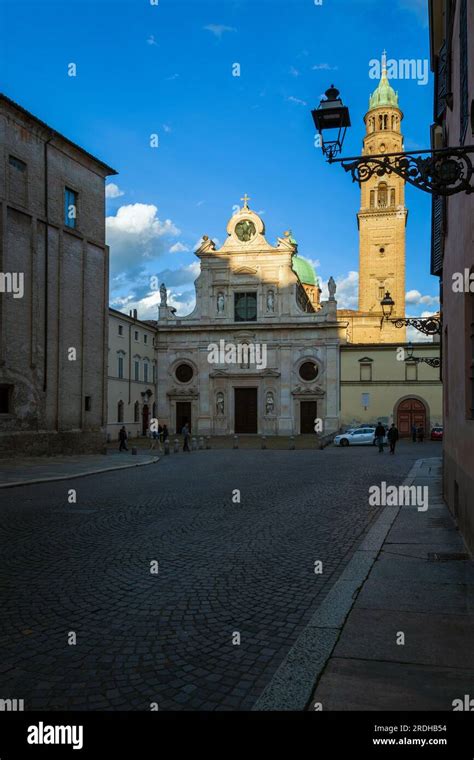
left=431, top=426, right=443, bottom=441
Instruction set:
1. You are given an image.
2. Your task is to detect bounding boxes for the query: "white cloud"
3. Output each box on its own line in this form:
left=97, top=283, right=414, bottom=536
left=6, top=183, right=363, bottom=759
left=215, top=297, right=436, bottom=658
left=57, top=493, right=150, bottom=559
left=406, top=289, right=439, bottom=307
left=312, top=63, right=338, bottom=71
left=147, top=35, right=158, bottom=46
left=105, top=183, right=124, bottom=199
left=169, top=242, right=190, bottom=253
left=287, top=96, right=307, bottom=106
left=290, top=66, right=300, bottom=77
left=107, top=203, right=180, bottom=281
left=163, top=124, right=172, bottom=133
left=204, top=24, right=236, bottom=38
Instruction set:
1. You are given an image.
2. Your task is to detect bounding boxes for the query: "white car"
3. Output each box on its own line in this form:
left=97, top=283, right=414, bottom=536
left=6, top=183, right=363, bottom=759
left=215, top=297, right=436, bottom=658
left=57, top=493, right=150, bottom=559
left=333, top=427, right=387, bottom=447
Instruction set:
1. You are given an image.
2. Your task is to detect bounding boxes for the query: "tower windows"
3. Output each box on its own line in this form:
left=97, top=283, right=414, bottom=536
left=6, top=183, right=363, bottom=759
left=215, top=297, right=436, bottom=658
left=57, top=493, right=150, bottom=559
left=378, top=182, right=388, bottom=207
left=390, top=188, right=396, bottom=206
left=370, top=190, right=375, bottom=208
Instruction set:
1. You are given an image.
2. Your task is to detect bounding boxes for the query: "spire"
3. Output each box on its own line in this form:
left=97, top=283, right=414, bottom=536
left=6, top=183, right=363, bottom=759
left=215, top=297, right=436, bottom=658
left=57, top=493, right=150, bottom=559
left=368, top=50, right=399, bottom=111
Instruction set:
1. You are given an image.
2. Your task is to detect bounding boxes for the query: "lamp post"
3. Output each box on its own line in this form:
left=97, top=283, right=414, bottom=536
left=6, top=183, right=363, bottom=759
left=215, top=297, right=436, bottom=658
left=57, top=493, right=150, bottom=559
left=379, top=291, right=442, bottom=336
left=311, top=86, right=474, bottom=196
left=405, top=341, right=441, bottom=369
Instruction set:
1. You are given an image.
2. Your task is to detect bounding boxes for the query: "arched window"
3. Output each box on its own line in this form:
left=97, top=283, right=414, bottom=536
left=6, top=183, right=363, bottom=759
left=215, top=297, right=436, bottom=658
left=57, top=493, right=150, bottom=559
left=390, top=188, right=396, bottom=206
left=370, top=190, right=375, bottom=208
left=134, top=401, right=140, bottom=423
left=117, top=400, right=124, bottom=423
left=152, top=402, right=157, bottom=419
left=378, top=182, right=388, bottom=207
left=143, top=360, right=149, bottom=384
left=117, top=351, right=126, bottom=379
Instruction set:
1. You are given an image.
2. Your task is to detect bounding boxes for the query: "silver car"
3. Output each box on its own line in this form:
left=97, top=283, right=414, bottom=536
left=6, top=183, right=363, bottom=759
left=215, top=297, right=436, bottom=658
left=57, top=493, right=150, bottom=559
left=334, top=427, right=387, bottom=447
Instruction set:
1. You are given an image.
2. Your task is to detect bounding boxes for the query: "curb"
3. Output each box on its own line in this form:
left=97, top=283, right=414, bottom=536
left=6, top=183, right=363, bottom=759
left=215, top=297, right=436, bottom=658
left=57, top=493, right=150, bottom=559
left=252, top=457, right=430, bottom=711
left=0, top=456, right=160, bottom=489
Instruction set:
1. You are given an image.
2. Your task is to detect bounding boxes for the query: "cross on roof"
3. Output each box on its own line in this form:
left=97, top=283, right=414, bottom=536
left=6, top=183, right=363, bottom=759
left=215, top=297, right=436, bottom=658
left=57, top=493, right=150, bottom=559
left=241, top=193, right=251, bottom=208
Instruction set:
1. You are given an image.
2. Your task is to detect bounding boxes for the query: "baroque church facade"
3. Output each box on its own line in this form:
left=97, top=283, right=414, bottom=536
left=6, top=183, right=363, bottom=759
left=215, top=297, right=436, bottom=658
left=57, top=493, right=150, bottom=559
left=156, top=198, right=344, bottom=436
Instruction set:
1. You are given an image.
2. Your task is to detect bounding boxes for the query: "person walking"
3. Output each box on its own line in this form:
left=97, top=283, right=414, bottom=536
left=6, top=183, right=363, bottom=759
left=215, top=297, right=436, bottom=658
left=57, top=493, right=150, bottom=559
left=387, top=423, right=399, bottom=454
left=162, top=425, right=169, bottom=443
left=411, top=424, right=417, bottom=443
left=375, top=421, right=386, bottom=453
left=182, top=423, right=190, bottom=452
left=118, top=425, right=128, bottom=452
left=417, top=424, right=425, bottom=443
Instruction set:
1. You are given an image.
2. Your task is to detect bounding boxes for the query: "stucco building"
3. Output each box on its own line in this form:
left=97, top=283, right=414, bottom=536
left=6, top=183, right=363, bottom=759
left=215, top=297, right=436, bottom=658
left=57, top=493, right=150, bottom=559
left=429, top=0, right=474, bottom=550
left=0, top=94, right=116, bottom=456
left=107, top=308, right=158, bottom=440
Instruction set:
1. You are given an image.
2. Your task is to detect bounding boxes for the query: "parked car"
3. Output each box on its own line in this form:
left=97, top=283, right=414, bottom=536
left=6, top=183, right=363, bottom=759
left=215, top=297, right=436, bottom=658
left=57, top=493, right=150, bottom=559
left=431, top=426, right=443, bottom=441
left=334, top=427, right=388, bottom=447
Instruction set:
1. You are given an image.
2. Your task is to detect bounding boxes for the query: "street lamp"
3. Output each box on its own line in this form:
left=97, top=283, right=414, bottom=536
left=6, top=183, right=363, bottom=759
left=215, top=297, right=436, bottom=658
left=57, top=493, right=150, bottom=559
left=379, top=291, right=442, bottom=336
left=311, top=85, right=351, bottom=162
left=405, top=341, right=441, bottom=369
left=311, top=85, right=474, bottom=195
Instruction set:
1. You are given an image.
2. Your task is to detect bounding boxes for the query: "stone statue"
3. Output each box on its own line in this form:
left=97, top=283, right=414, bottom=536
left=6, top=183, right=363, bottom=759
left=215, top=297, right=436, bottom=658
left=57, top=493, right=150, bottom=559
left=160, top=282, right=167, bottom=307
left=328, top=276, right=337, bottom=300
left=267, top=290, right=275, bottom=313
left=265, top=392, right=275, bottom=415
left=216, top=393, right=224, bottom=415
left=217, top=292, right=225, bottom=313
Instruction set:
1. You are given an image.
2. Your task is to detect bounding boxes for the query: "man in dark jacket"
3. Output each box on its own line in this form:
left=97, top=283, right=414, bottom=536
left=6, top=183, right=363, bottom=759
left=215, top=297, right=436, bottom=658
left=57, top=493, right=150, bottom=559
left=119, top=426, right=128, bottom=452
left=375, top=422, right=386, bottom=453
left=387, top=423, right=399, bottom=454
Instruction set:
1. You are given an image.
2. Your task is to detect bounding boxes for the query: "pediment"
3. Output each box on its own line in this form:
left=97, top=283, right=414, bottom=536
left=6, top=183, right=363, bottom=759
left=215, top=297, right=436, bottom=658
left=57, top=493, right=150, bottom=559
left=234, top=266, right=258, bottom=275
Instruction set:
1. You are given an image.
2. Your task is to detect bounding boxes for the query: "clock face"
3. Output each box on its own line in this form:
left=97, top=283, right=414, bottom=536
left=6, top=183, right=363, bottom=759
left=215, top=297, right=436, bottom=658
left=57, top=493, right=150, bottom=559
left=235, top=219, right=256, bottom=242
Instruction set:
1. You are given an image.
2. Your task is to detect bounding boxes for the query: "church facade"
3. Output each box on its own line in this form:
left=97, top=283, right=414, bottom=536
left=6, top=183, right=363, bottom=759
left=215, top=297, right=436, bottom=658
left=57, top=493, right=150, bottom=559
left=156, top=199, right=344, bottom=437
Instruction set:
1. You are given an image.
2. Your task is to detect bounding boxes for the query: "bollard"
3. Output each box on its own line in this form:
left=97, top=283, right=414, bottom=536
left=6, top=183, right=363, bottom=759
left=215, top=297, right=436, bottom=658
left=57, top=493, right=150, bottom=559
left=261, top=435, right=267, bottom=450
left=206, top=436, right=211, bottom=450
left=289, top=436, right=295, bottom=450
left=191, top=437, right=197, bottom=451
left=164, top=440, right=170, bottom=456
left=174, top=439, right=179, bottom=453
left=198, top=436, right=204, bottom=450
left=233, top=435, right=239, bottom=449
left=132, top=447, right=138, bottom=456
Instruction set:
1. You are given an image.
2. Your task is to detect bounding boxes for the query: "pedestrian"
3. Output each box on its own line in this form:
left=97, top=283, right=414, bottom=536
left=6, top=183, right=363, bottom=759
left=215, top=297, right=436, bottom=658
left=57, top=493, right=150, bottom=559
left=150, top=427, right=160, bottom=451
left=162, top=424, right=169, bottom=443
left=411, top=424, right=417, bottom=443
left=118, top=425, right=128, bottom=452
left=417, top=424, right=424, bottom=443
left=387, top=423, right=399, bottom=454
left=182, top=423, right=190, bottom=452
left=375, top=421, right=386, bottom=453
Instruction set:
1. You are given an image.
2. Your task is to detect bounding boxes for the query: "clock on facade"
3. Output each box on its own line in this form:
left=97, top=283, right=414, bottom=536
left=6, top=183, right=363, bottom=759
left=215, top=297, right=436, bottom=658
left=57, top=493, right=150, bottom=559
left=235, top=219, right=256, bottom=242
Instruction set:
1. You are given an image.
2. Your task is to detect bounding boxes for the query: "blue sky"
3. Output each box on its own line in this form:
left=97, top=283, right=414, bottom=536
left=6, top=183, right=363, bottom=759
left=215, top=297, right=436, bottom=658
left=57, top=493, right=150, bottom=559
left=1, top=0, right=439, bottom=322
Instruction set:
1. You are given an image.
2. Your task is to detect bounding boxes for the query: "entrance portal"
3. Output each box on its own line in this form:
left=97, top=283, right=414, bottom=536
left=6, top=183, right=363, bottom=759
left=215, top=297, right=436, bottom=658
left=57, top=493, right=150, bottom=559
left=176, top=401, right=191, bottom=434
left=300, top=401, right=317, bottom=434
left=397, top=398, right=426, bottom=437
left=234, top=388, right=258, bottom=433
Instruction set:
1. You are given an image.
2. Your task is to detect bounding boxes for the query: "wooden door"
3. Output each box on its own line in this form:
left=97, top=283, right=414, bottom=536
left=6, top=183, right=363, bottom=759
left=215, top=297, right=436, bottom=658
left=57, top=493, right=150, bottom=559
left=234, top=388, right=258, bottom=433
left=176, top=402, right=191, bottom=434
left=300, top=401, right=317, bottom=434
left=397, top=398, right=426, bottom=437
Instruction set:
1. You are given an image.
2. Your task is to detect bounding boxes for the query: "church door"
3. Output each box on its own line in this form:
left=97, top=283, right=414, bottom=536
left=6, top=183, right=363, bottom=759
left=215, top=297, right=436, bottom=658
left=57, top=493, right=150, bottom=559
left=300, top=401, right=317, bottom=434
left=397, top=398, right=426, bottom=437
left=176, top=402, right=191, bottom=434
left=234, top=388, right=258, bottom=433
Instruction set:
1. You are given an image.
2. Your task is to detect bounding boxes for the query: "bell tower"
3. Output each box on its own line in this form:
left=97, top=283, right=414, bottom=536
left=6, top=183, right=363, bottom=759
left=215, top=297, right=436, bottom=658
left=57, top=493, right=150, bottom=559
left=358, top=51, right=407, bottom=341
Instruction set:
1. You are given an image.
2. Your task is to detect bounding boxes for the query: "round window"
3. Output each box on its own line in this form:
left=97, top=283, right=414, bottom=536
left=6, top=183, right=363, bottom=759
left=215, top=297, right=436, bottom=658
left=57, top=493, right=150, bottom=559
left=175, top=363, right=194, bottom=383
left=299, top=361, right=318, bottom=381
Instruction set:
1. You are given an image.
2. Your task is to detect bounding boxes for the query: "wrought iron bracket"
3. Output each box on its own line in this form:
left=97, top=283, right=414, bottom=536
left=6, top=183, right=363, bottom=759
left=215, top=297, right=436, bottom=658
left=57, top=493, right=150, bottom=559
left=331, top=146, right=474, bottom=196
left=387, top=316, right=442, bottom=336
left=405, top=356, right=441, bottom=369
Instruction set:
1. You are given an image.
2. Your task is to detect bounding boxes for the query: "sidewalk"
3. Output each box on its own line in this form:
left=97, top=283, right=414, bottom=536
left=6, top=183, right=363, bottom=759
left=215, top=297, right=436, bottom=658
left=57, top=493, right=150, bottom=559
left=254, top=457, right=474, bottom=711
left=0, top=450, right=159, bottom=488
left=308, top=456, right=474, bottom=711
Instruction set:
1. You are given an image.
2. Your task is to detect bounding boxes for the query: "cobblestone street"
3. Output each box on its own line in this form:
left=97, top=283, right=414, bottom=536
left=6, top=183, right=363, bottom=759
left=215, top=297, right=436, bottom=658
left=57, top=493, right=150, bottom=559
left=0, top=442, right=434, bottom=710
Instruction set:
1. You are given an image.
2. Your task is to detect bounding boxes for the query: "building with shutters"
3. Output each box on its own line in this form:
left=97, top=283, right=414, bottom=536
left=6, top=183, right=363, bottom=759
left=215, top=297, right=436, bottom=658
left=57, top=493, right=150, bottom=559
left=429, top=0, right=474, bottom=550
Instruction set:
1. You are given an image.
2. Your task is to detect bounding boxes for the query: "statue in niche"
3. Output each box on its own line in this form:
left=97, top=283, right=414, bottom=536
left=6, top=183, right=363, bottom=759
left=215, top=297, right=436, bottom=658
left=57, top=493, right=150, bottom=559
left=267, top=290, right=275, bottom=313
left=217, top=292, right=225, bottom=313
left=216, top=393, right=225, bottom=416
left=160, top=282, right=167, bottom=307
left=328, top=276, right=337, bottom=300
left=265, top=392, right=275, bottom=415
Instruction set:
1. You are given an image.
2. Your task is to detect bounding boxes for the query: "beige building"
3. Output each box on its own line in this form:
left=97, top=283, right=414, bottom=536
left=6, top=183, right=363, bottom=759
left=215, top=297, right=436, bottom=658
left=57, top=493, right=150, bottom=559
left=107, top=308, right=158, bottom=440
left=429, top=0, right=474, bottom=550
left=341, top=343, right=443, bottom=433
left=156, top=201, right=343, bottom=436
left=0, top=94, right=116, bottom=456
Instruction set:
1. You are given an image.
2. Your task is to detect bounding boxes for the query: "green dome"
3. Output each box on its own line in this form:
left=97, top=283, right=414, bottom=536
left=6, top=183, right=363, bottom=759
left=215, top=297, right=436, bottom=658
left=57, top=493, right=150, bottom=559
left=292, top=255, right=316, bottom=286
left=369, top=56, right=399, bottom=111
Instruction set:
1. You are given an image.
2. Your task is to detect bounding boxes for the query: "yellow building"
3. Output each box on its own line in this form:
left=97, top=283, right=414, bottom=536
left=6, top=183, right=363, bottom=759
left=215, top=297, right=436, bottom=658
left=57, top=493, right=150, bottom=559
left=338, top=52, right=442, bottom=434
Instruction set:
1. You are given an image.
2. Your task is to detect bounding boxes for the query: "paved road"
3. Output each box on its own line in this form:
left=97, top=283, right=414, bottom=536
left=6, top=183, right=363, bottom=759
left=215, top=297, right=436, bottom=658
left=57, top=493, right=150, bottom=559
left=0, top=442, right=434, bottom=710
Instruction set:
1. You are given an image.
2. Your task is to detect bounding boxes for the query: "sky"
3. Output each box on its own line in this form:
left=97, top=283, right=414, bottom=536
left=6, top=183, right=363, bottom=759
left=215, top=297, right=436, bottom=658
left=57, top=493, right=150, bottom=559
left=0, top=0, right=439, bottom=328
